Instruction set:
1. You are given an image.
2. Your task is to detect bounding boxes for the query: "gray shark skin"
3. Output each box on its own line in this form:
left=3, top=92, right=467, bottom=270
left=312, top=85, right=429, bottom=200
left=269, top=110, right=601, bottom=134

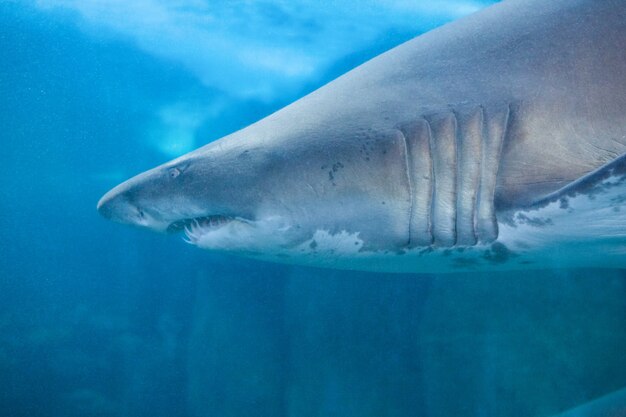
left=98, top=0, right=626, bottom=273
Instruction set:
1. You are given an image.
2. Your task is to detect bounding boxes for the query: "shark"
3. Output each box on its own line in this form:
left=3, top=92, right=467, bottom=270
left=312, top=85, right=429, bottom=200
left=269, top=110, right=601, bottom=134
left=97, top=0, right=626, bottom=273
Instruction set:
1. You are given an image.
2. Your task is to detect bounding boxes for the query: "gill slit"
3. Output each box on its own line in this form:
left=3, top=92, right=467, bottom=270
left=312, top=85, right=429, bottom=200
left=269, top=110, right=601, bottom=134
left=472, top=105, right=485, bottom=241
left=400, top=128, right=414, bottom=247
left=489, top=103, right=510, bottom=238
left=426, top=118, right=436, bottom=246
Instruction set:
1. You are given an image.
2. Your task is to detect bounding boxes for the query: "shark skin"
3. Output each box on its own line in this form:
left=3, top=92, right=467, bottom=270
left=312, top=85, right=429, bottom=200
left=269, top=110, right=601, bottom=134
left=97, top=0, right=626, bottom=273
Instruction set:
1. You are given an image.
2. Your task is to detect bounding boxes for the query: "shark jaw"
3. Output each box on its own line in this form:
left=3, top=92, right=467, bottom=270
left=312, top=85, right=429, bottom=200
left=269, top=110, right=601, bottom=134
left=178, top=215, right=294, bottom=255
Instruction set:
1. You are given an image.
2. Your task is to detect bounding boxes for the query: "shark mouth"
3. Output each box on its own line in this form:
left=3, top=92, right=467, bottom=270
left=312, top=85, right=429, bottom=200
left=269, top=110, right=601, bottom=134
left=166, top=215, right=233, bottom=241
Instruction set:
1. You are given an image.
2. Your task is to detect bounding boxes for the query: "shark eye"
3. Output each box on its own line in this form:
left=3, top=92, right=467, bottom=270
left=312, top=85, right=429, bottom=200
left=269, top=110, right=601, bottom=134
left=168, top=168, right=181, bottom=178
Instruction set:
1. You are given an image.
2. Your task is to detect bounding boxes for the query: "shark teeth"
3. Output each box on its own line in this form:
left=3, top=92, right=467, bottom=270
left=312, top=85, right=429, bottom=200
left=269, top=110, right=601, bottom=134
left=168, top=215, right=232, bottom=244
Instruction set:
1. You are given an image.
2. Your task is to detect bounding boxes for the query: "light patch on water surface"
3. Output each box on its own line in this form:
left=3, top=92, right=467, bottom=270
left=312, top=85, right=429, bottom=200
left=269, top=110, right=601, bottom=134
left=147, top=100, right=223, bottom=157
left=381, top=0, right=486, bottom=19
left=31, top=0, right=497, bottom=100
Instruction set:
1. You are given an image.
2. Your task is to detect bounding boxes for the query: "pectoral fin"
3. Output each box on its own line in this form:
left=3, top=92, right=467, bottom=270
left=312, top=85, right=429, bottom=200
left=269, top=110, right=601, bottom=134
left=498, top=153, right=626, bottom=268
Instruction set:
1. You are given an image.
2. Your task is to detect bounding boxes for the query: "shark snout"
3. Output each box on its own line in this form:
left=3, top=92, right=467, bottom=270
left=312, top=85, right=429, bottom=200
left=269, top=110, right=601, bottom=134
left=97, top=187, right=135, bottom=223
left=97, top=175, right=175, bottom=233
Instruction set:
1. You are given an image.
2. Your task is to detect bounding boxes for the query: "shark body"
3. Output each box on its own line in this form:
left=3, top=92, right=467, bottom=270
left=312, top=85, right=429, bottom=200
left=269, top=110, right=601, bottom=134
left=98, top=0, right=626, bottom=273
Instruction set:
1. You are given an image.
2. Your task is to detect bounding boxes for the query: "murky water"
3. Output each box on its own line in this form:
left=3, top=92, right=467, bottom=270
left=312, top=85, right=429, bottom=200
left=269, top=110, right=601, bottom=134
left=1, top=1, right=625, bottom=416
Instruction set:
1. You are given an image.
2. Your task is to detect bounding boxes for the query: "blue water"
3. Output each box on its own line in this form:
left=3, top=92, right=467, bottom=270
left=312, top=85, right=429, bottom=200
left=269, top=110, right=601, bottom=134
left=1, top=1, right=626, bottom=416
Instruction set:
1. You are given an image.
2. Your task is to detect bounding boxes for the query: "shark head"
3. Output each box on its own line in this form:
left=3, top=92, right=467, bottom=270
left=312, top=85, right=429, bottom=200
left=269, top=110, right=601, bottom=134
left=97, top=122, right=412, bottom=263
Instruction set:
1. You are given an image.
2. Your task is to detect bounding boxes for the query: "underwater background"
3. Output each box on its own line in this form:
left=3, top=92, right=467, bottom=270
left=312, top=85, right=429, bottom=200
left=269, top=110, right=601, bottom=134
left=1, top=1, right=626, bottom=416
